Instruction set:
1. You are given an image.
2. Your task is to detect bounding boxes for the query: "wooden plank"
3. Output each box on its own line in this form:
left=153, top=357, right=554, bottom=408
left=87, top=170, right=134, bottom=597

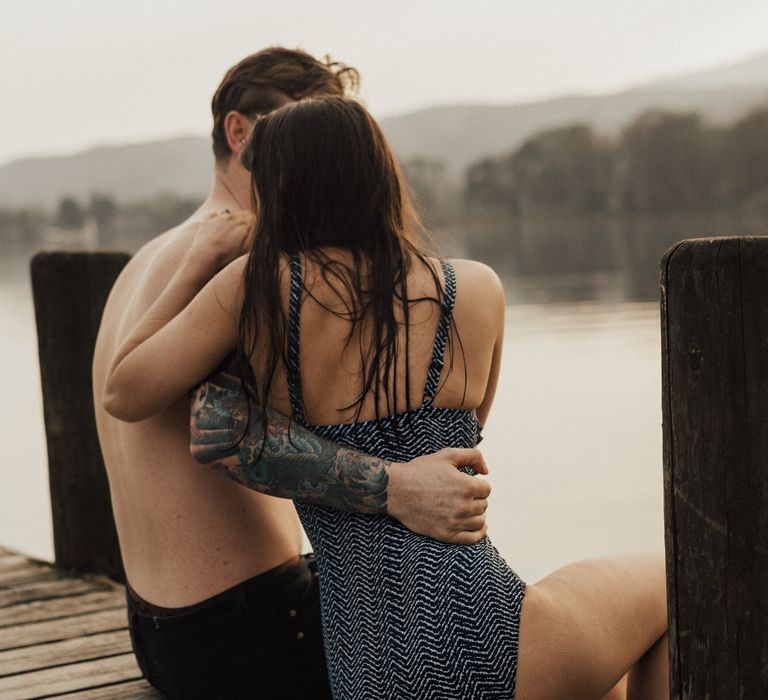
left=0, top=590, right=124, bottom=628
left=0, top=577, right=102, bottom=608
left=31, top=251, right=131, bottom=582
left=0, top=629, right=132, bottom=676
left=0, top=565, right=61, bottom=588
left=729, top=237, right=768, bottom=687
left=0, top=608, right=128, bottom=651
left=0, top=652, right=142, bottom=699
left=661, top=236, right=768, bottom=698
left=56, top=679, right=162, bottom=699
left=0, top=555, right=35, bottom=573
left=0, top=560, right=54, bottom=579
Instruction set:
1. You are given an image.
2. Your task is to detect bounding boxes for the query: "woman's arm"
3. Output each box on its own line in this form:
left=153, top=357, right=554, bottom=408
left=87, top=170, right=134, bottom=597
left=103, top=211, right=253, bottom=422
left=475, top=296, right=504, bottom=426
left=456, top=260, right=505, bottom=427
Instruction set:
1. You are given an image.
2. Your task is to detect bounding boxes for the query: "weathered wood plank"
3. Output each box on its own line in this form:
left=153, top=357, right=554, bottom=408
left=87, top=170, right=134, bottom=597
left=0, top=555, right=35, bottom=573
left=0, top=565, right=62, bottom=588
left=56, top=679, right=162, bottom=699
left=31, top=251, right=131, bottom=582
left=0, top=590, right=124, bottom=628
left=0, top=608, right=128, bottom=651
left=0, top=629, right=132, bottom=676
left=0, top=577, right=103, bottom=608
left=0, top=652, right=142, bottom=699
left=661, top=236, right=768, bottom=698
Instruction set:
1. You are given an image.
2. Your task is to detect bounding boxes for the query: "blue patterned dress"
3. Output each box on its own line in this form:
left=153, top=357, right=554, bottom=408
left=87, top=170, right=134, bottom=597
left=289, top=256, right=526, bottom=699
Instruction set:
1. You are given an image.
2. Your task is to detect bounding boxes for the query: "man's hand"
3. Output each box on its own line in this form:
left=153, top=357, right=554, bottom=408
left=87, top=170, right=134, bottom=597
left=386, top=450, right=490, bottom=545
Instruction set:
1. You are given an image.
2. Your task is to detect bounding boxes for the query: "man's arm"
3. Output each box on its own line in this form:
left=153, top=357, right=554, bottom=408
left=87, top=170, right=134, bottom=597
left=191, top=362, right=491, bottom=544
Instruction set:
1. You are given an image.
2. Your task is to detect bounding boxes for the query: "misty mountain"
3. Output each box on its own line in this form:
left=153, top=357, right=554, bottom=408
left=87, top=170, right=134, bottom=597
left=636, top=50, right=768, bottom=91
left=2, top=50, right=767, bottom=209
left=0, top=137, right=212, bottom=210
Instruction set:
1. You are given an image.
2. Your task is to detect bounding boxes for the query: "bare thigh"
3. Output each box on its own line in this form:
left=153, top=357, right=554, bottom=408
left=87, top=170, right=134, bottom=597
left=515, top=553, right=667, bottom=700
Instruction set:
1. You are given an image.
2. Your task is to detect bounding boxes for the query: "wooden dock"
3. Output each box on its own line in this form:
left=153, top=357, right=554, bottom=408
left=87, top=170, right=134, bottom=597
left=0, top=546, right=159, bottom=699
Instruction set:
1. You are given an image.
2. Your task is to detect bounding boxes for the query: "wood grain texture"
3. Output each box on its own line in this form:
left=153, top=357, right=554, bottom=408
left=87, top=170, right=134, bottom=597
left=56, top=679, right=163, bottom=698
left=0, top=564, right=62, bottom=588
left=0, top=554, right=34, bottom=573
left=31, top=251, right=131, bottom=582
left=0, top=652, right=142, bottom=699
left=0, top=553, right=156, bottom=696
left=0, top=607, right=128, bottom=651
left=0, top=629, right=132, bottom=676
left=0, top=576, right=102, bottom=608
left=661, top=236, right=768, bottom=698
left=0, top=589, right=124, bottom=627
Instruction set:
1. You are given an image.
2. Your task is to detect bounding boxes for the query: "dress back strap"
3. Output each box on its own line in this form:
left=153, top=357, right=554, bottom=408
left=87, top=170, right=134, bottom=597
left=422, top=260, right=457, bottom=404
left=287, top=254, right=306, bottom=423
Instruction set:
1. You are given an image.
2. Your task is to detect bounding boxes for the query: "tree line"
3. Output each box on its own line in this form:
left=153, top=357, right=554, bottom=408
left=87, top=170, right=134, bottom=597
left=0, top=193, right=201, bottom=253
left=463, top=105, right=768, bottom=217
left=452, top=105, right=768, bottom=299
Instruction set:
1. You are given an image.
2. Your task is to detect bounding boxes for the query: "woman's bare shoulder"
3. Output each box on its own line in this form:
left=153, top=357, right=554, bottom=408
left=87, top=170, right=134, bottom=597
left=444, top=258, right=504, bottom=301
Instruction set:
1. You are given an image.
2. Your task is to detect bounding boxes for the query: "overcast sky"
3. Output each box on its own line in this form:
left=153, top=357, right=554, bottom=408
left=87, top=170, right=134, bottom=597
left=1, top=0, right=767, bottom=166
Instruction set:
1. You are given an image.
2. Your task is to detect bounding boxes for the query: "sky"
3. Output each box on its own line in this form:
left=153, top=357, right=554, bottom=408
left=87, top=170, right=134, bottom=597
left=1, top=0, right=767, bottom=166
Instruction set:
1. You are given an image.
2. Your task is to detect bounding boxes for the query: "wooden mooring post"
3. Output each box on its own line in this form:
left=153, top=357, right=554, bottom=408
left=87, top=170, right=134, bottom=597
left=31, top=251, right=131, bottom=582
left=661, top=237, right=768, bottom=697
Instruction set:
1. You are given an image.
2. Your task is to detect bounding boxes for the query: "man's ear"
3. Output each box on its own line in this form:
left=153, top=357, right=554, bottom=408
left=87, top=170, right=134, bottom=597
left=223, top=111, right=253, bottom=157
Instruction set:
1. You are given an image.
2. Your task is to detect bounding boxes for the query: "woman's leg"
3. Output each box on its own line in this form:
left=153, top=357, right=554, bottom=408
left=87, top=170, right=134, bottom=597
left=515, top=553, right=668, bottom=700
left=627, top=634, right=668, bottom=700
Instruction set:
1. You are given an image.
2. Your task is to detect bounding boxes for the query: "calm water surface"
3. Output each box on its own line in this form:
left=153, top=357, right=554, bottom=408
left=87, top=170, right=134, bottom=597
left=0, top=274, right=662, bottom=583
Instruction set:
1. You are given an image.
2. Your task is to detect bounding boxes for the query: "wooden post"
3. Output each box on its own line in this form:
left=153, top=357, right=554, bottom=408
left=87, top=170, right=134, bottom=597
left=31, top=251, right=131, bottom=582
left=661, top=237, right=768, bottom=697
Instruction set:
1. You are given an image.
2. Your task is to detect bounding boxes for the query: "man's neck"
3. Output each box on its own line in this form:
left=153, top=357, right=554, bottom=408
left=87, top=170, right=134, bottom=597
left=198, top=161, right=253, bottom=216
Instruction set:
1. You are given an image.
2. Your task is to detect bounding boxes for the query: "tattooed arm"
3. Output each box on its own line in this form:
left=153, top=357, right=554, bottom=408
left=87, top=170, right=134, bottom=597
left=190, top=363, right=388, bottom=512
left=191, top=361, right=492, bottom=543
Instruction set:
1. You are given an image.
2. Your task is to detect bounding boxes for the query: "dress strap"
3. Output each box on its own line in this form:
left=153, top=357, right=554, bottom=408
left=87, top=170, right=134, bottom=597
left=287, top=254, right=306, bottom=423
left=422, top=260, right=457, bottom=404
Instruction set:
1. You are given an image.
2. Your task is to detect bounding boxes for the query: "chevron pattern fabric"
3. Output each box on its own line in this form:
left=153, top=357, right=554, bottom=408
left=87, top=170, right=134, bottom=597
left=290, top=256, right=526, bottom=699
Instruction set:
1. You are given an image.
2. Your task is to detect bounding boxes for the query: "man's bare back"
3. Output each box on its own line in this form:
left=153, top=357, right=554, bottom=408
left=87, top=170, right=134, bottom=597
left=93, top=210, right=304, bottom=607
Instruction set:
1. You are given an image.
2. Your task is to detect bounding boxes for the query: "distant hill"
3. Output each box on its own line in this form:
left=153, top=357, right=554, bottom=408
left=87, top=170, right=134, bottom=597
left=2, top=50, right=767, bottom=209
left=636, top=50, right=768, bottom=91
left=0, top=137, right=212, bottom=210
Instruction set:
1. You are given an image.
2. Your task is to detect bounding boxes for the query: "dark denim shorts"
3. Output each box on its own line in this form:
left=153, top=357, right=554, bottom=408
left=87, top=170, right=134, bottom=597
left=126, top=554, right=331, bottom=699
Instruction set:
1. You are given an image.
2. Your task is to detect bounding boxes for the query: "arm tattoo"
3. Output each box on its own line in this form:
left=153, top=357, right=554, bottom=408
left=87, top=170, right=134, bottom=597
left=190, top=360, right=389, bottom=514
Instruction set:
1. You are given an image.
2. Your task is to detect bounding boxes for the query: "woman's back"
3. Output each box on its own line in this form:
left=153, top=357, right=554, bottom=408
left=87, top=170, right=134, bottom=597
left=259, top=251, right=504, bottom=427
left=283, top=252, right=525, bottom=699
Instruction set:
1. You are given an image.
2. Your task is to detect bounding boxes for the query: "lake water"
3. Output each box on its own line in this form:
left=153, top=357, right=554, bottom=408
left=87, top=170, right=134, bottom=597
left=0, top=261, right=663, bottom=584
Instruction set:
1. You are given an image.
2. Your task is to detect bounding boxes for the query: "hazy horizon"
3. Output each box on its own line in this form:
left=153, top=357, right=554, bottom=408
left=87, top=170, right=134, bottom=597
left=2, top=0, right=768, bottom=166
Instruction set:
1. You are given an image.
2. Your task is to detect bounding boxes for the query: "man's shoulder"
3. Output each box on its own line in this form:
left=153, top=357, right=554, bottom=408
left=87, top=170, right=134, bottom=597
left=99, top=219, right=198, bottom=334
left=116, top=220, right=196, bottom=295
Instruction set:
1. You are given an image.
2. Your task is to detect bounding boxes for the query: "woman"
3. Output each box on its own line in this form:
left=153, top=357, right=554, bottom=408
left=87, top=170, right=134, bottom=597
left=104, top=96, right=668, bottom=699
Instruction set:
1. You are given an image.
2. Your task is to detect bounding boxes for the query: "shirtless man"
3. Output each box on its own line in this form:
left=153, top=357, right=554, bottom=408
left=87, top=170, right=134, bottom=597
left=92, top=47, right=490, bottom=699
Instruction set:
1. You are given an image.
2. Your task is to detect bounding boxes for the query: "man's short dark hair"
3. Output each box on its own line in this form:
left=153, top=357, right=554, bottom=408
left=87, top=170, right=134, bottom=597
left=211, top=47, right=359, bottom=162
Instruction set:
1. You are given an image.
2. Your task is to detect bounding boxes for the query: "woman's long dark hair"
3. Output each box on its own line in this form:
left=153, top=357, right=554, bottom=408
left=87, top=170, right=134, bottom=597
left=236, top=96, right=455, bottom=427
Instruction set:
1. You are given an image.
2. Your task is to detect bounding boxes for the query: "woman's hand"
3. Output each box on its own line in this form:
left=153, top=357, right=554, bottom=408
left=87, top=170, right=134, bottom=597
left=182, top=209, right=255, bottom=280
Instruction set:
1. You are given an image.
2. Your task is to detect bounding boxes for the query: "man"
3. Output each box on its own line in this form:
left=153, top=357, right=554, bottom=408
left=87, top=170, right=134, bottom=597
left=93, top=47, right=490, bottom=699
